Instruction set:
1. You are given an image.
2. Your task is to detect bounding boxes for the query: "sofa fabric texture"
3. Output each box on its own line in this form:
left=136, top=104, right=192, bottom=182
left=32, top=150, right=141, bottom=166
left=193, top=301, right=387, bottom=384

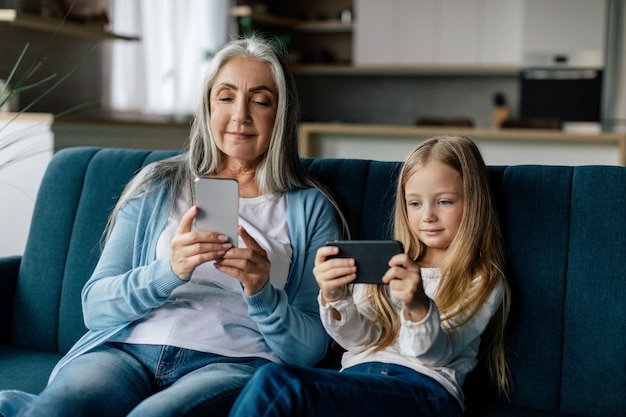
left=0, top=147, right=624, bottom=416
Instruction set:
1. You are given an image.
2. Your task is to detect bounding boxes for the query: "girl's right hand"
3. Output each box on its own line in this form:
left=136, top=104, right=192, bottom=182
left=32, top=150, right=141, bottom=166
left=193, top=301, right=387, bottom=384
left=313, top=245, right=357, bottom=304
left=170, top=206, right=233, bottom=281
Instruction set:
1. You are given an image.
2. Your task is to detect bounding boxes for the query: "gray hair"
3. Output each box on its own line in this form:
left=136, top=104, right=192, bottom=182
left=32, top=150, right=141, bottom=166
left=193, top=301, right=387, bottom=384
left=188, top=36, right=303, bottom=194
left=104, top=35, right=348, bottom=242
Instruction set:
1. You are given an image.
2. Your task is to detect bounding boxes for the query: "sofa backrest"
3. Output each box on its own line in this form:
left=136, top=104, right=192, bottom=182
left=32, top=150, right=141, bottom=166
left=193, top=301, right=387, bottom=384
left=11, top=147, right=179, bottom=353
left=10, top=147, right=626, bottom=416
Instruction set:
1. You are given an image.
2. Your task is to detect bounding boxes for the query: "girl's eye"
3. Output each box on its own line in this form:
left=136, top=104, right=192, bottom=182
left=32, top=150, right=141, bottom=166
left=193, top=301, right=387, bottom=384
left=439, top=200, right=453, bottom=206
left=407, top=201, right=421, bottom=208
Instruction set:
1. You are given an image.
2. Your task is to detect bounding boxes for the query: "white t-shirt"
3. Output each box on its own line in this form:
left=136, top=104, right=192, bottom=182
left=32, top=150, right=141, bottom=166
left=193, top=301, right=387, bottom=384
left=111, top=190, right=293, bottom=362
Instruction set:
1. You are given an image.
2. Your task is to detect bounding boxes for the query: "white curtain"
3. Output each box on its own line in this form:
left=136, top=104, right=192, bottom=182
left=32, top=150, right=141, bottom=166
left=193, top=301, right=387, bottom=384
left=105, top=0, right=234, bottom=119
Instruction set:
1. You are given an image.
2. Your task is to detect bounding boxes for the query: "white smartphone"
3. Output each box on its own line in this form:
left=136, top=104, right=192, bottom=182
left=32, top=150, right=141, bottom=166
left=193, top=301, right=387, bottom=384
left=194, top=177, right=239, bottom=247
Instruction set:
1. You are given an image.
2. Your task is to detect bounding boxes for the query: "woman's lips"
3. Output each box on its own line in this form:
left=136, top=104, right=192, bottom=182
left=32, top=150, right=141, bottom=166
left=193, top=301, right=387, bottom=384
left=227, top=131, right=254, bottom=140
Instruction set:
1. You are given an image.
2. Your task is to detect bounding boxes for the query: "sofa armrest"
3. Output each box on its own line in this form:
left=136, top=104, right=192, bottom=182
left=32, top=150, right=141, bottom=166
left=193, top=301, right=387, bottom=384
left=0, top=256, right=21, bottom=345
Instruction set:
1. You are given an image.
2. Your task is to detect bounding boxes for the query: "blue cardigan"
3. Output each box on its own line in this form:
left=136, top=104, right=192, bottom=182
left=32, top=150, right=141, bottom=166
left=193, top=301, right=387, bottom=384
left=48, top=183, right=341, bottom=382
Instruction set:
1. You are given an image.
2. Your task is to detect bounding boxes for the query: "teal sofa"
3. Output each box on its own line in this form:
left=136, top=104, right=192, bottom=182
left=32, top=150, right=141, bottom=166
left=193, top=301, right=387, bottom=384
left=1, top=147, right=625, bottom=416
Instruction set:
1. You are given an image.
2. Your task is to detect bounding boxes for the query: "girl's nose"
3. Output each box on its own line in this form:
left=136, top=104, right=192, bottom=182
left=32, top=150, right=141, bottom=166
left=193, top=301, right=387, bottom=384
left=422, top=205, right=436, bottom=222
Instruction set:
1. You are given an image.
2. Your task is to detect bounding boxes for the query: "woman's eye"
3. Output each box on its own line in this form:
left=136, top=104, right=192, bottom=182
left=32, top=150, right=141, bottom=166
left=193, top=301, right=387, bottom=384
left=252, top=96, right=272, bottom=106
left=217, top=96, right=233, bottom=102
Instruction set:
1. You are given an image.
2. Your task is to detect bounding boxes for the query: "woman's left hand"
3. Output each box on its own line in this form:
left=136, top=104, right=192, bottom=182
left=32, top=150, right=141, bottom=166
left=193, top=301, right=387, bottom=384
left=214, top=225, right=271, bottom=296
left=382, top=254, right=430, bottom=322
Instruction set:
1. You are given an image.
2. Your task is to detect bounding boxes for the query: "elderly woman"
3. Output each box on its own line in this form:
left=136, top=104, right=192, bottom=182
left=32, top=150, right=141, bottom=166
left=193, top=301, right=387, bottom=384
left=0, top=36, right=344, bottom=417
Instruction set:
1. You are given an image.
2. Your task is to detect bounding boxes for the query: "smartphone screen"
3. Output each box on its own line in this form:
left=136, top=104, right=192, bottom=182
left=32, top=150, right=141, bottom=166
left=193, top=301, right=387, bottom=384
left=325, top=240, right=404, bottom=284
left=194, top=177, right=239, bottom=247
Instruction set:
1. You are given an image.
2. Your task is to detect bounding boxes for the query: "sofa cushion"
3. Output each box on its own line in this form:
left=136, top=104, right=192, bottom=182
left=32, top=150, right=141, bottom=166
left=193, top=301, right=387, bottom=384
left=0, top=346, right=62, bottom=394
left=11, top=148, right=179, bottom=353
left=559, top=166, right=626, bottom=416
left=497, top=166, right=572, bottom=411
left=303, top=158, right=401, bottom=240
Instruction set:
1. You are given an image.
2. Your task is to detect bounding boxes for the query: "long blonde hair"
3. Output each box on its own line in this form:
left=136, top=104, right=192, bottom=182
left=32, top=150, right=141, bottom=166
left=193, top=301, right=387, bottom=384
left=367, top=135, right=511, bottom=394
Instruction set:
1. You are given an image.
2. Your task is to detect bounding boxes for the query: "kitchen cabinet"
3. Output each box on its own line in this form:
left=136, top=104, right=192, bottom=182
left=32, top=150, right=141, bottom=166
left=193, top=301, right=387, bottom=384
left=354, top=0, right=607, bottom=68
left=353, top=0, right=436, bottom=65
left=478, top=0, right=524, bottom=65
left=353, top=0, right=523, bottom=67
left=521, top=0, right=607, bottom=67
left=236, top=0, right=607, bottom=74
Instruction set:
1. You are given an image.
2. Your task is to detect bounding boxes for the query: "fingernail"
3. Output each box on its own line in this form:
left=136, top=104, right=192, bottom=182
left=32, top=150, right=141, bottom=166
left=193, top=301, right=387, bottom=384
left=218, top=234, right=228, bottom=242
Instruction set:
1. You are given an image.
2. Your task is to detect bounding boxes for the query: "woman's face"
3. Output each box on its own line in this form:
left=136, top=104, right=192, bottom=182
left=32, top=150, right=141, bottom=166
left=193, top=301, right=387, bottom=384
left=210, top=57, right=278, bottom=169
left=404, top=161, right=465, bottom=266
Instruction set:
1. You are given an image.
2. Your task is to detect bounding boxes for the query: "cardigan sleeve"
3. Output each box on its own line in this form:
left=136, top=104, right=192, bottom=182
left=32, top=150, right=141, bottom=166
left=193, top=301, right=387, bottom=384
left=245, top=188, right=341, bottom=366
left=81, top=190, right=185, bottom=330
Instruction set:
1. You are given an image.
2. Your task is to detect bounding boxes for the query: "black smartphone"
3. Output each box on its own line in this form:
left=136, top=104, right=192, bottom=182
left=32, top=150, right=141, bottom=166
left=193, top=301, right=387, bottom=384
left=325, top=240, right=404, bottom=284
left=194, top=177, right=239, bottom=247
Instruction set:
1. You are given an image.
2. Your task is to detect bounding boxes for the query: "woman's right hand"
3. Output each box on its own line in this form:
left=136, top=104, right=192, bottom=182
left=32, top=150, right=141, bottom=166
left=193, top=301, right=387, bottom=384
left=313, top=245, right=357, bottom=304
left=170, top=206, right=233, bottom=281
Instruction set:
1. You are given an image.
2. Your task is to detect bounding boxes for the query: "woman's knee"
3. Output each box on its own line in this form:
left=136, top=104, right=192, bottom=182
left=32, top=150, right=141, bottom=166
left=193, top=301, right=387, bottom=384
left=0, top=390, right=36, bottom=417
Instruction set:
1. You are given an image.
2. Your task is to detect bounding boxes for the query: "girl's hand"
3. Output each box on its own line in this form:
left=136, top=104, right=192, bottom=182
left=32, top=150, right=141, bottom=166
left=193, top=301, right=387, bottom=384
left=382, top=254, right=430, bottom=322
left=171, top=206, right=233, bottom=281
left=214, top=225, right=271, bottom=296
left=313, top=246, right=357, bottom=304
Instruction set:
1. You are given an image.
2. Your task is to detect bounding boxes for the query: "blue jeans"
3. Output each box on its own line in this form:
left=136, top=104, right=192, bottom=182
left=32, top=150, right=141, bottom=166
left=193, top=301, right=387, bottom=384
left=229, top=362, right=462, bottom=417
left=3, top=343, right=269, bottom=417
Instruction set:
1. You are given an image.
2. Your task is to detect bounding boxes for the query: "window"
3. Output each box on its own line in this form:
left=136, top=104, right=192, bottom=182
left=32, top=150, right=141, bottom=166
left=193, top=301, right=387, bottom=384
left=105, top=0, right=234, bottom=118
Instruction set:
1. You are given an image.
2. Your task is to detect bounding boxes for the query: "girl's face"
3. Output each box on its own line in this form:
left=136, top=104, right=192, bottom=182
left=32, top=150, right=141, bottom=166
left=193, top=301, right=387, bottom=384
left=404, top=161, right=465, bottom=266
left=210, top=57, right=278, bottom=169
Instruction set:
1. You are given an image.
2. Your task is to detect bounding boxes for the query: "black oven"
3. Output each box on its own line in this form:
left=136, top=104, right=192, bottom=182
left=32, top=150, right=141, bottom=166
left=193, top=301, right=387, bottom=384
left=520, top=68, right=603, bottom=123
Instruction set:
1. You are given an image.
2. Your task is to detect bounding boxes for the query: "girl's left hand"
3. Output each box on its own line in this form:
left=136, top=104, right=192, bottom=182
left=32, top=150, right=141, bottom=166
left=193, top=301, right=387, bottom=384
left=214, top=226, right=271, bottom=296
left=382, top=254, right=430, bottom=322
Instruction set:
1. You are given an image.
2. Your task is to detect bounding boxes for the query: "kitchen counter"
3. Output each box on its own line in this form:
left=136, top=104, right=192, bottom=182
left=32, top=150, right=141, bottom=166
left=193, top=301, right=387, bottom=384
left=298, top=123, right=626, bottom=166
left=47, top=114, right=626, bottom=166
left=53, top=111, right=191, bottom=152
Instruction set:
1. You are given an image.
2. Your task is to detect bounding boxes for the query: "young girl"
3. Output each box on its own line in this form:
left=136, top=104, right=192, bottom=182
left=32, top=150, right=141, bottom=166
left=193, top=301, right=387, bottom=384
left=228, top=135, right=510, bottom=417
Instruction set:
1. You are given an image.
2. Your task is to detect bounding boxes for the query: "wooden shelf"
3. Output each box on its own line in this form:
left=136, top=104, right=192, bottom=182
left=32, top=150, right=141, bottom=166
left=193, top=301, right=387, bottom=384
left=230, top=6, right=353, bottom=33
left=0, top=9, right=139, bottom=41
left=292, top=64, right=520, bottom=76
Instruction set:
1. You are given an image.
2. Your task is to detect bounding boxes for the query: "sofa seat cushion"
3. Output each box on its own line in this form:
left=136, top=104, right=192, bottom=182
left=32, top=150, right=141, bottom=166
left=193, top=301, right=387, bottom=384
left=466, top=403, right=582, bottom=417
left=0, top=343, right=64, bottom=394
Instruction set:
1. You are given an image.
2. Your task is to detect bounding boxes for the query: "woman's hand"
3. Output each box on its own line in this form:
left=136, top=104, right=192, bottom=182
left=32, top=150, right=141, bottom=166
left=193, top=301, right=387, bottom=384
left=313, top=246, right=357, bottom=305
left=382, top=254, right=430, bottom=322
left=171, top=206, right=233, bottom=281
left=214, top=225, right=271, bottom=296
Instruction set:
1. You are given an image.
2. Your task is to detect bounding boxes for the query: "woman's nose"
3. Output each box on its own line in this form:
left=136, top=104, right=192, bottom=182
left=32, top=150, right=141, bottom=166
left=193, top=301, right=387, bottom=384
left=232, top=99, right=250, bottom=123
